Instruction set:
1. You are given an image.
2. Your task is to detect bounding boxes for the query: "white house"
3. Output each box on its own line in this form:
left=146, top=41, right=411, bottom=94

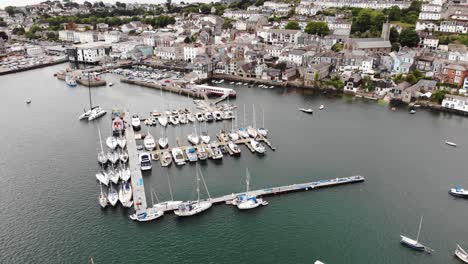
left=74, top=31, right=98, bottom=43
left=68, top=42, right=110, bottom=63
left=296, top=1, right=322, bottom=16
left=442, top=94, right=468, bottom=113
left=288, top=49, right=306, bottom=66
left=26, top=45, right=43, bottom=56
left=155, top=47, right=177, bottom=61
left=257, top=28, right=300, bottom=45
left=418, top=11, right=441, bottom=20
left=422, top=35, right=439, bottom=50
left=183, top=45, right=205, bottom=62
left=438, top=21, right=468, bottom=34
left=58, top=30, right=75, bottom=42
left=104, top=31, right=127, bottom=43
left=312, top=0, right=410, bottom=10
left=416, top=21, right=437, bottom=31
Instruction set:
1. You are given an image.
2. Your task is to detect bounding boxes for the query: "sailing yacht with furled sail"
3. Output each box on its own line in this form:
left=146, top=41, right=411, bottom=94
left=118, top=181, right=133, bottom=207
left=188, top=123, right=200, bottom=145
left=95, top=170, right=109, bottom=186
left=174, top=166, right=212, bottom=216
left=107, top=182, right=118, bottom=206
left=400, top=215, right=433, bottom=253
left=97, top=129, right=108, bottom=165
left=235, top=168, right=268, bottom=210
left=258, top=108, right=268, bottom=137
left=144, top=131, right=156, bottom=151
left=98, top=183, right=108, bottom=208
left=229, top=110, right=240, bottom=141
left=106, top=136, right=118, bottom=150
left=247, top=104, right=258, bottom=138
left=159, top=126, right=168, bottom=149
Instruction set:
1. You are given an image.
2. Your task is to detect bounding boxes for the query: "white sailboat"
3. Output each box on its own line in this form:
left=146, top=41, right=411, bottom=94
left=118, top=181, right=133, bottom=207
left=120, top=165, right=131, bottom=182
left=106, top=136, right=118, bottom=150
left=250, top=139, right=265, bottom=154
left=229, top=110, right=240, bottom=141
left=98, top=183, right=108, bottom=208
left=236, top=168, right=267, bottom=210
left=144, top=132, right=156, bottom=151
left=455, top=244, right=468, bottom=263
left=95, top=171, right=109, bottom=186
left=152, top=177, right=183, bottom=211
left=400, top=215, right=433, bottom=253
left=247, top=105, right=258, bottom=138
left=158, top=115, right=168, bottom=127
left=174, top=166, right=212, bottom=217
left=130, top=207, right=164, bottom=222
left=238, top=105, right=249, bottom=138
left=97, top=129, right=108, bottom=165
left=200, top=122, right=210, bottom=144
left=107, top=183, right=118, bottom=206
left=195, top=112, right=205, bottom=122
left=159, top=127, right=168, bottom=149
left=258, top=108, right=268, bottom=137
left=116, top=136, right=126, bottom=149
left=120, top=151, right=129, bottom=163
left=107, top=151, right=119, bottom=164
left=88, top=106, right=107, bottom=121
left=188, top=123, right=200, bottom=145
left=109, top=165, right=119, bottom=184
left=449, top=186, right=468, bottom=197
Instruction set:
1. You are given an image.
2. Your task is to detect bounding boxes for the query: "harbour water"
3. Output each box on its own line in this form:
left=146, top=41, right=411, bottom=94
left=1, top=64, right=468, bottom=263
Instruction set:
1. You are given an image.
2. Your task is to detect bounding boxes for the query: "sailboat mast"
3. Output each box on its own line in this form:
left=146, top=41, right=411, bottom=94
left=196, top=169, right=200, bottom=202
left=198, top=166, right=211, bottom=199
left=166, top=170, right=174, bottom=201
left=262, top=108, right=265, bottom=128
left=87, top=73, right=93, bottom=109
left=98, top=129, right=104, bottom=152
left=416, top=215, right=423, bottom=242
left=246, top=168, right=250, bottom=192
left=252, top=104, right=256, bottom=127
left=243, top=104, right=246, bottom=128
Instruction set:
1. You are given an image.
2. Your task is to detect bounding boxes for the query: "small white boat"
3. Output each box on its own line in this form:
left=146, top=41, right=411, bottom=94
left=106, top=137, right=118, bottom=150
left=314, top=261, right=325, bottom=264
left=116, top=137, right=126, bottom=149
left=410, top=109, right=416, bottom=114
left=88, top=107, right=107, bottom=121
left=118, top=182, right=133, bottom=207
left=26, top=99, right=31, bottom=104
left=200, top=132, right=210, bottom=144
left=250, top=139, right=265, bottom=154
left=299, top=108, right=313, bottom=114
left=130, top=208, right=164, bottom=222
left=97, top=129, right=108, bottom=164
left=449, top=186, right=468, bottom=197
left=319, top=105, right=324, bottom=110
left=209, top=144, right=223, bottom=160
left=247, top=126, right=258, bottom=138
left=131, top=115, right=141, bottom=131
left=197, top=145, right=209, bottom=160
left=187, top=114, right=195, bottom=123
left=79, top=109, right=92, bottom=120
left=195, top=112, right=205, bottom=122
left=169, top=115, right=179, bottom=125
left=229, top=131, right=240, bottom=141
left=139, top=153, right=152, bottom=171
left=66, top=75, right=77, bottom=87
left=213, top=111, right=223, bottom=121
left=258, top=128, right=268, bottom=137
left=143, top=133, right=156, bottom=151
left=120, top=151, right=129, bottom=163
left=109, top=168, right=119, bottom=184
left=186, top=147, right=198, bottom=162
left=238, top=128, right=249, bottom=138
left=160, top=151, right=172, bottom=167
left=120, top=166, right=131, bottom=181
left=107, top=183, right=118, bottom=206
left=455, top=244, right=468, bottom=263
left=179, top=114, right=188, bottom=124
left=95, top=171, right=109, bottom=186
left=400, top=215, right=433, bottom=253
left=188, top=133, right=200, bottom=145
left=107, top=151, right=119, bottom=164
left=227, top=141, right=241, bottom=155
left=445, top=141, right=457, bottom=147
left=158, top=116, right=168, bottom=127
left=158, top=137, right=168, bottom=149
left=171, top=148, right=186, bottom=165
left=98, top=184, right=108, bottom=208
left=205, top=112, right=214, bottom=122
left=109, top=82, right=114, bottom=86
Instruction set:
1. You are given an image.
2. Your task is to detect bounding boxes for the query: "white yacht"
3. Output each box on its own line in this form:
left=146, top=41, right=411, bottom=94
left=449, top=186, right=468, bottom=197
left=236, top=168, right=267, bottom=210
left=195, top=112, right=205, bottom=122
left=209, top=143, right=223, bottom=160
left=107, top=183, right=118, bottom=206
left=250, top=139, right=265, bottom=154
left=174, top=167, right=212, bottom=217
left=88, top=107, right=107, bottom=121
left=247, top=127, right=258, bottom=138
left=213, top=111, right=223, bottom=121
left=109, top=167, right=120, bottom=184
left=116, top=137, right=126, bottom=149
left=258, top=108, right=268, bottom=137
left=98, top=184, right=108, bottom=208
left=186, top=147, right=198, bottom=162
left=445, top=140, right=457, bottom=147
left=200, top=132, right=210, bottom=144
left=158, top=137, right=168, bottom=149
left=400, top=216, right=433, bottom=253
left=238, top=128, right=249, bottom=138
left=188, top=124, right=200, bottom=145
left=120, top=151, right=129, bottom=163
left=299, top=108, right=313, bottom=114
left=160, top=151, right=172, bottom=167
left=158, top=115, right=168, bottom=127
left=107, top=151, right=119, bottom=164
left=143, top=132, right=156, bottom=151
left=131, top=115, right=141, bottom=131
left=106, top=136, right=118, bottom=150
left=227, top=141, right=241, bottom=155
left=171, top=148, right=186, bottom=165
left=139, top=153, right=152, bottom=171
left=187, top=114, right=195, bottom=123
left=118, top=182, right=133, bottom=207
left=169, top=115, right=179, bottom=125
left=179, top=114, right=188, bottom=124
left=95, top=171, right=109, bottom=186
left=97, top=129, right=108, bottom=165
left=319, top=105, right=325, bottom=110
left=120, top=166, right=131, bottom=182
left=197, top=145, right=209, bottom=160
left=130, top=207, right=164, bottom=222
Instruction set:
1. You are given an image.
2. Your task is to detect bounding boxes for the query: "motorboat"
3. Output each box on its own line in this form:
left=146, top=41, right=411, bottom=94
left=179, top=114, right=188, bottom=124
left=200, top=132, right=210, bottom=144
left=65, top=75, right=77, bottom=87
left=171, top=148, right=186, bottom=165
left=151, top=118, right=158, bottom=126
left=445, top=141, right=457, bottom=147
left=131, top=115, right=141, bottom=131
left=116, top=137, right=126, bottom=149
left=160, top=151, right=172, bottom=167
left=258, top=128, right=268, bottom=137
left=223, top=111, right=234, bottom=120
left=195, top=112, right=205, bottom=122
left=250, top=139, right=265, bottom=154
left=88, top=107, right=107, bottom=121
left=197, top=145, right=209, bottom=160
left=143, top=133, right=156, bottom=151
left=247, top=126, right=258, bottom=138
left=120, top=151, right=129, bottom=163
left=107, top=183, right=118, bottom=206
left=26, top=99, right=31, bottom=104
left=106, top=136, right=118, bottom=150
left=120, top=166, right=131, bottom=181
left=455, top=244, right=468, bottom=263
left=107, top=151, right=119, bottom=164
left=158, top=116, right=168, bottom=127
left=205, top=112, right=214, bottom=122
left=213, top=111, right=223, bottom=121
left=449, top=186, right=468, bottom=197
left=158, top=137, right=168, bottom=149
left=109, top=82, right=114, bottom=86
left=130, top=208, right=164, bottom=222
left=227, top=141, right=241, bottom=155
left=209, top=143, right=223, bottom=160
left=118, top=182, right=133, bottom=207
left=410, top=109, right=416, bottom=114
left=185, top=147, right=198, bottom=162
left=238, top=128, right=249, bottom=138
left=169, top=115, right=179, bottom=125
left=95, top=171, right=109, bottom=186
left=112, top=117, right=124, bottom=136
left=229, top=131, right=239, bottom=141
left=174, top=167, right=212, bottom=217
left=319, top=105, right=325, bottom=110
left=299, top=108, right=313, bottom=114
left=187, top=114, right=195, bottom=123
left=98, top=184, right=108, bottom=208
left=139, top=153, right=152, bottom=171
left=400, top=216, right=433, bottom=253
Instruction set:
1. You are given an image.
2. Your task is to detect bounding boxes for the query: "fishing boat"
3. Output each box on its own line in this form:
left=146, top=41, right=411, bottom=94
left=445, top=141, right=457, bottom=147
left=250, top=139, right=265, bottom=154
left=116, top=136, right=126, bottom=149
left=95, top=171, right=109, bottom=186
left=299, top=108, right=313, bottom=114
left=130, top=207, right=164, bottom=222
left=107, top=151, right=119, bottom=164
left=455, top=244, right=468, bottom=263
left=88, top=106, right=107, bottom=121
left=98, top=184, right=108, bottom=208
left=143, top=132, right=156, bottom=151
left=65, top=75, right=77, bottom=87
left=118, top=182, right=133, bottom=207
left=400, top=216, right=433, bottom=253
left=120, top=151, right=129, bottom=163
left=195, top=112, right=205, bottom=122
left=112, top=117, right=124, bottom=136
left=120, top=166, right=131, bottom=181
left=185, top=147, right=198, bottom=162
left=158, top=115, right=168, bottom=127
left=236, top=168, right=267, bottom=210
left=449, top=186, right=468, bottom=197
left=197, top=145, right=209, bottom=160
left=227, top=141, right=241, bottom=155
left=97, top=129, right=108, bottom=165
left=107, top=183, right=118, bottom=206
left=160, top=151, right=172, bottom=167
left=139, top=153, right=152, bottom=171
left=188, top=124, right=200, bottom=145
left=319, top=105, right=325, bottom=110
left=131, top=115, right=141, bottom=131
left=171, top=148, right=186, bottom=165
left=174, top=166, right=212, bottom=217
left=106, top=136, right=118, bottom=150
left=209, top=143, right=223, bottom=160
left=200, top=131, right=210, bottom=144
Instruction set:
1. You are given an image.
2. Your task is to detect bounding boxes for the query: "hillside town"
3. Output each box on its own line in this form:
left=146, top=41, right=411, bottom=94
left=0, top=0, right=467, bottom=113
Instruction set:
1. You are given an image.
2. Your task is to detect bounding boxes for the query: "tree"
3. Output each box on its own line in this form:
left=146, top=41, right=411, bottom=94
left=0, top=31, right=8, bottom=41
left=408, top=0, right=422, bottom=12
left=331, top=42, right=343, bottom=52
left=184, top=36, right=191, bottom=43
left=285, top=21, right=301, bottom=30
left=222, top=18, right=234, bottom=30
left=405, top=74, right=417, bottom=84
left=389, top=27, right=399, bottom=43
left=83, top=1, right=92, bottom=8
left=400, top=28, right=420, bottom=47
left=362, top=76, right=375, bottom=91
left=5, top=6, right=16, bottom=16
left=274, top=62, right=287, bottom=71
left=46, top=31, right=58, bottom=40
left=431, top=90, right=447, bottom=104
left=166, top=0, right=172, bottom=11
left=304, top=21, right=329, bottom=36
left=385, top=6, right=401, bottom=21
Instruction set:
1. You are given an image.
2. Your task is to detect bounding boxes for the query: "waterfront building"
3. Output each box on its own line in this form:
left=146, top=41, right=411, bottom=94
left=442, top=94, right=468, bottom=112
left=104, top=31, right=128, bottom=43
left=311, top=0, right=411, bottom=10
left=67, top=43, right=111, bottom=64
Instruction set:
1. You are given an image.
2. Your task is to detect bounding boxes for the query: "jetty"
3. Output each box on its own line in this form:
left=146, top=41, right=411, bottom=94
left=121, top=78, right=205, bottom=98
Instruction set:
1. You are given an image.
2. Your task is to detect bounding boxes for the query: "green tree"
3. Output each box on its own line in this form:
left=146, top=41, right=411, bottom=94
left=222, top=18, right=234, bottom=30
left=400, top=28, right=420, bottom=47
left=405, top=74, right=417, bottom=84
left=0, top=31, right=8, bottom=40
left=5, top=6, right=16, bottom=16
left=389, top=27, right=400, bottom=43
left=285, top=21, right=301, bottom=30
left=304, top=21, right=329, bottom=36
left=331, top=42, right=343, bottom=52
left=184, top=36, right=191, bottom=43
left=385, top=6, right=401, bottom=21
left=431, top=90, right=447, bottom=104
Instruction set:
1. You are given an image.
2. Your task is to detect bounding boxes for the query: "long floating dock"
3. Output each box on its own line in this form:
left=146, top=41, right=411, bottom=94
left=123, top=112, right=148, bottom=212
left=153, top=175, right=365, bottom=213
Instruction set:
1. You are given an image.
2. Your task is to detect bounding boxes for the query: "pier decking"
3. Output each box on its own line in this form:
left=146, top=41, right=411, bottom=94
left=123, top=112, right=148, bottom=212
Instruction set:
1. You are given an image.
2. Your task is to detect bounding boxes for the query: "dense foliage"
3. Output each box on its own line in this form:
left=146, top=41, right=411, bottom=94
left=304, top=21, right=329, bottom=36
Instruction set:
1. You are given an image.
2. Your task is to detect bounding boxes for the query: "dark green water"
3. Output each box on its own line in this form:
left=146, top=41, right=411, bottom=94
left=1, top=64, right=468, bottom=264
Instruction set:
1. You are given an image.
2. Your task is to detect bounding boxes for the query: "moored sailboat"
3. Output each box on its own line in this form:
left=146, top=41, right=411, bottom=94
left=400, top=215, right=433, bottom=253
left=455, top=244, right=468, bottom=263
left=97, top=129, right=108, bottom=165
left=174, top=166, right=212, bottom=217
left=107, top=183, right=118, bottom=206
left=98, top=183, right=108, bottom=208
left=236, top=168, right=268, bottom=210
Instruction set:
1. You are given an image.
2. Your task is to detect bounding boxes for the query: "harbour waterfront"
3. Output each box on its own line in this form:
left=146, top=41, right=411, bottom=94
left=2, top=64, right=468, bottom=263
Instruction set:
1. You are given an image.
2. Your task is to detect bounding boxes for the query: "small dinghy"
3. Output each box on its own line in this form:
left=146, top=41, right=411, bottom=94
left=445, top=141, right=457, bottom=147
left=319, top=105, right=324, bottom=110
left=409, top=109, right=416, bottom=114
left=455, top=244, right=468, bottom=263
left=299, top=108, right=313, bottom=114
left=26, top=99, right=31, bottom=104
left=449, top=186, right=468, bottom=197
